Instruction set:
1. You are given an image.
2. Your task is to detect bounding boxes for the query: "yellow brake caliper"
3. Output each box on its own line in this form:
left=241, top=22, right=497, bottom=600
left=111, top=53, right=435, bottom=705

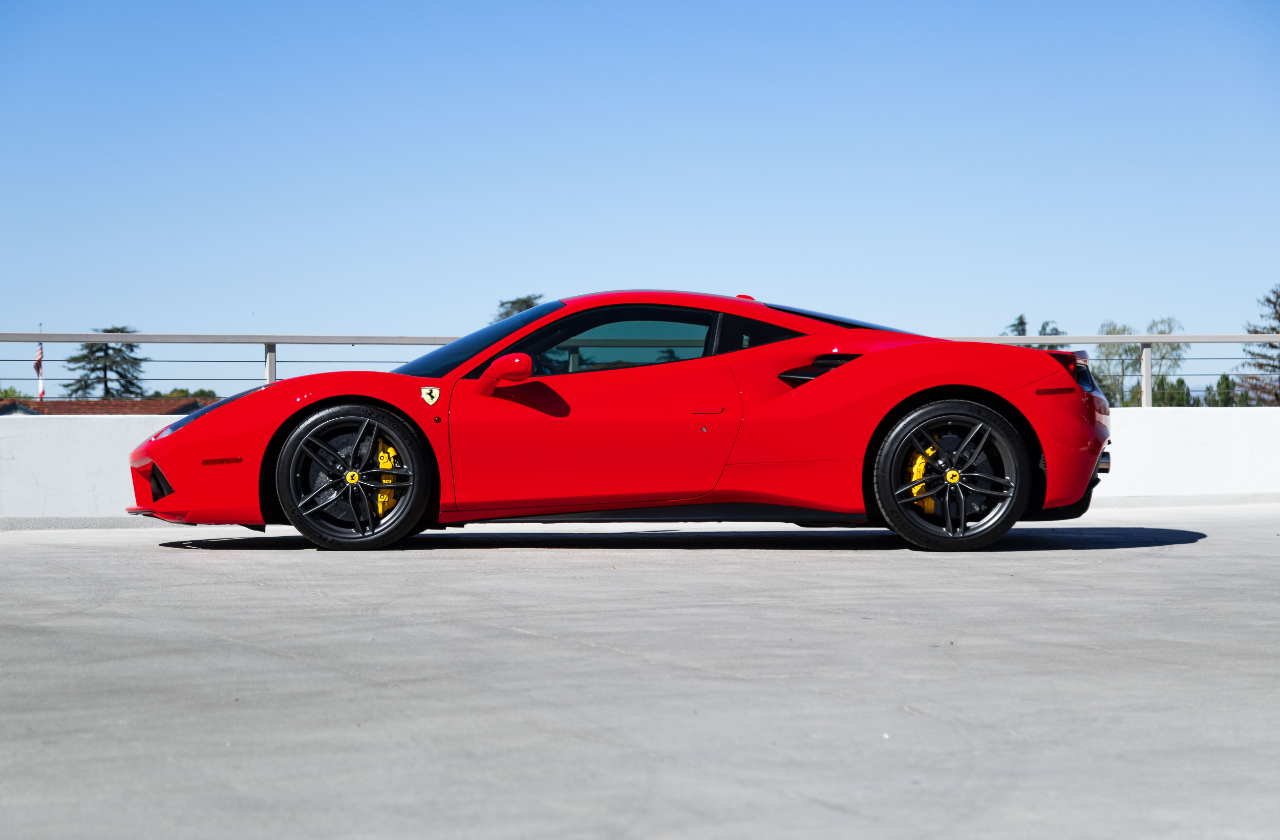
left=910, top=444, right=937, bottom=515
left=376, top=439, right=399, bottom=517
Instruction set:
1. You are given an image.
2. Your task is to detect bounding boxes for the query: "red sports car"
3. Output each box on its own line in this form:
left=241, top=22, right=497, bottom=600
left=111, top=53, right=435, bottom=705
left=128, top=291, right=1110, bottom=551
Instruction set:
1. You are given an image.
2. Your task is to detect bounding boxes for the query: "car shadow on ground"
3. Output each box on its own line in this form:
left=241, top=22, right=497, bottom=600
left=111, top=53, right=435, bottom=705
left=160, top=526, right=1206, bottom=553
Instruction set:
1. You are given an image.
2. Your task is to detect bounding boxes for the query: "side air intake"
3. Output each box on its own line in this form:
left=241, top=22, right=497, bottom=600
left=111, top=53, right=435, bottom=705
left=778, top=354, right=862, bottom=387
left=149, top=465, right=175, bottom=502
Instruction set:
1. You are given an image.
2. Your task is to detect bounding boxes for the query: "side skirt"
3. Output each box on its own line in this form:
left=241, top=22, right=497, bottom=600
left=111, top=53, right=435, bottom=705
left=476, top=503, right=869, bottom=527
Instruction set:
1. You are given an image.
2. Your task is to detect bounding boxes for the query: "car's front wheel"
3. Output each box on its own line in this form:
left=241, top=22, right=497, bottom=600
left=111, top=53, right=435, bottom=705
left=277, top=404, right=432, bottom=550
left=873, top=400, right=1030, bottom=551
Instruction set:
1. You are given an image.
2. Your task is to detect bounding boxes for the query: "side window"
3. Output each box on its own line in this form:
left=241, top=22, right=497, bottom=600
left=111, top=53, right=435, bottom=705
left=715, top=314, right=804, bottom=355
left=472, top=305, right=718, bottom=377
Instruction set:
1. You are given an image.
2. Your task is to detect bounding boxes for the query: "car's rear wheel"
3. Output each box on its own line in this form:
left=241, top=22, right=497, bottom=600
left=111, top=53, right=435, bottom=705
left=277, top=404, right=431, bottom=550
left=873, top=400, right=1030, bottom=551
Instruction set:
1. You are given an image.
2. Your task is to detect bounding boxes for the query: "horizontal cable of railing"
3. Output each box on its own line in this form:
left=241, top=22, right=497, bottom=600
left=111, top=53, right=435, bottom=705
left=1, top=332, right=1268, bottom=344
left=2, top=333, right=1274, bottom=409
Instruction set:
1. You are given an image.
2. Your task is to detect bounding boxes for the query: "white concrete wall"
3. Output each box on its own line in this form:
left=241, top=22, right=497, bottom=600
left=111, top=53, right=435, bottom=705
left=1094, top=408, right=1280, bottom=503
left=1, top=410, right=1277, bottom=521
left=0, top=416, right=173, bottom=518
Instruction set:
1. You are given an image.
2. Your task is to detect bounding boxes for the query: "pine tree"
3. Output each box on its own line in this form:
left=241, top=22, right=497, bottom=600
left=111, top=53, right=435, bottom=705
left=63, top=327, right=149, bottom=399
left=1035, top=320, right=1067, bottom=351
left=1001, top=315, right=1027, bottom=337
left=1241, top=284, right=1280, bottom=406
left=1153, top=375, right=1199, bottom=407
left=491, top=294, right=543, bottom=324
left=1204, top=374, right=1238, bottom=407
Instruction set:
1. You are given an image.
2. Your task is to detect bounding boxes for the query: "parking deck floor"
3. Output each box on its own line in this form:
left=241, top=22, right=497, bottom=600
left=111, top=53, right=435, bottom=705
left=2, top=505, right=1278, bottom=838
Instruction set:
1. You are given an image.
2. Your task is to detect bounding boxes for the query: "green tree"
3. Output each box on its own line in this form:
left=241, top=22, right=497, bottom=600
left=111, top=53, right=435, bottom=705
left=1001, top=314, right=1027, bottom=336
left=1035, top=320, right=1067, bottom=351
left=147, top=388, right=218, bottom=399
left=1093, top=321, right=1140, bottom=407
left=1152, top=375, right=1200, bottom=407
left=491, top=294, right=543, bottom=324
left=62, top=326, right=149, bottom=399
left=1241, top=283, right=1280, bottom=406
left=0, top=385, right=34, bottom=399
left=1204, top=373, right=1238, bottom=407
left=1147, top=317, right=1188, bottom=378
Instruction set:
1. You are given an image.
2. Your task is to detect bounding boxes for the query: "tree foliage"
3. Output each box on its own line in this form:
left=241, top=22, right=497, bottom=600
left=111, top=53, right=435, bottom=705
left=491, top=294, right=543, bottom=324
left=1241, top=283, right=1280, bottom=406
left=1092, top=321, right=1140, bottom=407
left=1035, top=320, right=1067, bottom=351
left=1001, top=314, right=1027, bottom=337
left=62, top=327, right=149, bottom=399
left=0, top=385, right=34, bottom=399
left=147, top=388, right=218, bottom=399
left=1150, top=375, right=1200, bottom=407
left=1146, top=317, right=1188, bottom=378
left=1091, top=318, right=1186, bottom=407
left=1002, top=314, right=1066, bottom=350
left=1203, top=373, right=1238, bottom=407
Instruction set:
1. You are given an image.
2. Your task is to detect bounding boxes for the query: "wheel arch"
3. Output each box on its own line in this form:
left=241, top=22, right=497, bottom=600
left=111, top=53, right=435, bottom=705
left=859, top=384, right=1047, bottom=525
left=257, top=394, right=442, bottom=527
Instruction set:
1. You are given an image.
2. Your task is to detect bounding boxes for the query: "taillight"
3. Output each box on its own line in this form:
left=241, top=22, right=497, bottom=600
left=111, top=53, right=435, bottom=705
left=1047, top=351, right=1076, bottom=374
left=1047, top=350, right=1098, bottom=393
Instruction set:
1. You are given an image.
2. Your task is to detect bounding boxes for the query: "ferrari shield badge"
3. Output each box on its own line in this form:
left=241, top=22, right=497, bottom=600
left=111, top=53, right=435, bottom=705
left=421, top=387, right=440, bottom=406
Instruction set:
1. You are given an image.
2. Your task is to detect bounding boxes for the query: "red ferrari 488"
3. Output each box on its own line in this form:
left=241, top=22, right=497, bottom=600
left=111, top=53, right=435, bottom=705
left=128, top=291, right=1110, bottom=551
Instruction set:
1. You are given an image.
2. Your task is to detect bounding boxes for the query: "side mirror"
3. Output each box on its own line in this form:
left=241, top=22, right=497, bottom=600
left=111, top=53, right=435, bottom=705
left=477, top=353, right=533, bottom=396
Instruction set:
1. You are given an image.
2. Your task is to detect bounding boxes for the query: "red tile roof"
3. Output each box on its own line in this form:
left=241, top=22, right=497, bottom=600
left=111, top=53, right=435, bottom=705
left=0, top=398, right=218, bottom=416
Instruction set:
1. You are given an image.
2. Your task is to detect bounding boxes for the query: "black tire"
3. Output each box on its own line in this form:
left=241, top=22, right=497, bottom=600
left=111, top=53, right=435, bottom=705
left=873, top=400, right=1030, bottom=551
left=277, top=404, right=432, bottom=550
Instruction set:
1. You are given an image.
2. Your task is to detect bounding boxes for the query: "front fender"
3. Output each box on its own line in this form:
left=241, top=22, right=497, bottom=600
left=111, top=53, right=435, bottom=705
left=127, top=372, right=452, bottom=525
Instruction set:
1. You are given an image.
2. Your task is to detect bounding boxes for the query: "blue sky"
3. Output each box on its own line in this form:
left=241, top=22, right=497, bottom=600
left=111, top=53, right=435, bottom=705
left=2, top=1, right=1279, bottom=392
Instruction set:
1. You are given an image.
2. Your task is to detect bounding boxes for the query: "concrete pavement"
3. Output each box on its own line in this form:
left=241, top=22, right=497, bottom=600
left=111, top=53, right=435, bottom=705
left=2, top=505, right=1278, bottom=838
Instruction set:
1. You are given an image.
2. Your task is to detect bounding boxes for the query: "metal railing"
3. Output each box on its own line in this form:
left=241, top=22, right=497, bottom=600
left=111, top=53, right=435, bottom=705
left=945, top=335, right=1265, bottom=407
left=0, top=331, right=1269, bottom=408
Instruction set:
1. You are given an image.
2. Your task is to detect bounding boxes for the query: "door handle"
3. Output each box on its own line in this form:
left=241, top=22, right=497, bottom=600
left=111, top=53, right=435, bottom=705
left=692, top=407, right=725, bottom=415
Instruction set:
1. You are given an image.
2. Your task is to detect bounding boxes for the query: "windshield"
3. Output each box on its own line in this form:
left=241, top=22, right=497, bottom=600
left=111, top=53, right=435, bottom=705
left=393, top=301, right=566, bottom=378
left=765, top=303, right=906, bottom=333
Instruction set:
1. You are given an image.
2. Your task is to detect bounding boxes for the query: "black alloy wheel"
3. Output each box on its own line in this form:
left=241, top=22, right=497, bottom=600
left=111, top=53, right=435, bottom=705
left=277, top=404, right=432, bottom=550
left=873, top=400, right=1031, bottom=551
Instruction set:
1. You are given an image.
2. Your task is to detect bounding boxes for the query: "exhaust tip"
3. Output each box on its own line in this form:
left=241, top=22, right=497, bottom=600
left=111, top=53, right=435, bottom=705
left=1097, top=451, right=1110, bottom=474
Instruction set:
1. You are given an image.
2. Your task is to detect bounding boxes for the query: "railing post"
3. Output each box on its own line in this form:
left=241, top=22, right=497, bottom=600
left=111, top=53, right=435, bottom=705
left=1141, top=343, right=1152, bottom=408
left=264, top=343, right=277, bottom=384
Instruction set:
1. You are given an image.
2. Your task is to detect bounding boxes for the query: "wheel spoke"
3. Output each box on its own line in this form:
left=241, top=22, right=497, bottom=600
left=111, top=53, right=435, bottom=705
left=910, top=431, right=951, bottom=468
left=345, top=419, right=377, bottom=470
left=959, top=481, right=1012, bottom=499
left=957, top=425, right=991, bottom=471
left=360, top=480, right=413, bottom=490
left=357, top=485, right=376, bottom=533
left=908, top=482, right=948, bottom=501
left=895, top=474, right=942, bottom=496
left=955, top=484, right=966, bottom=536
left=361, top=467, right=413, bottom=478
left=301, top=438, right=345, bottom=474
left=297, top=477, right=342, bottom=511
left=345, top=486, right=365, bottom=535
left=300, top=489, right=344, bottom=516
left=964, top=472, right=1014, bottom=487
left=942, top=486, right=954, bottom=535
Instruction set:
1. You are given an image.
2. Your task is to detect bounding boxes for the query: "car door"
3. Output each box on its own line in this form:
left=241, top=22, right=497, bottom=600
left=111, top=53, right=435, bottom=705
left=449, top=304, right=744, bottom=510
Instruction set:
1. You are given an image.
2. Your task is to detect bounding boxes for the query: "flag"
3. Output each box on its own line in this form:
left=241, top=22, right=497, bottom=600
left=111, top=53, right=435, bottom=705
left=34, top=342, right=44, bottom=402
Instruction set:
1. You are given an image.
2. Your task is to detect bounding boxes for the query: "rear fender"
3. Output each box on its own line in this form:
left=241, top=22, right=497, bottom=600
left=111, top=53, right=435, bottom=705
left=727, top=340, right=1062, bottom=466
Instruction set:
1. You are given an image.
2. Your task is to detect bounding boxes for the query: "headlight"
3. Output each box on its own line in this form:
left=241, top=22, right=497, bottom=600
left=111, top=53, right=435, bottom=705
left=139, top=384, right=272, bottom=447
